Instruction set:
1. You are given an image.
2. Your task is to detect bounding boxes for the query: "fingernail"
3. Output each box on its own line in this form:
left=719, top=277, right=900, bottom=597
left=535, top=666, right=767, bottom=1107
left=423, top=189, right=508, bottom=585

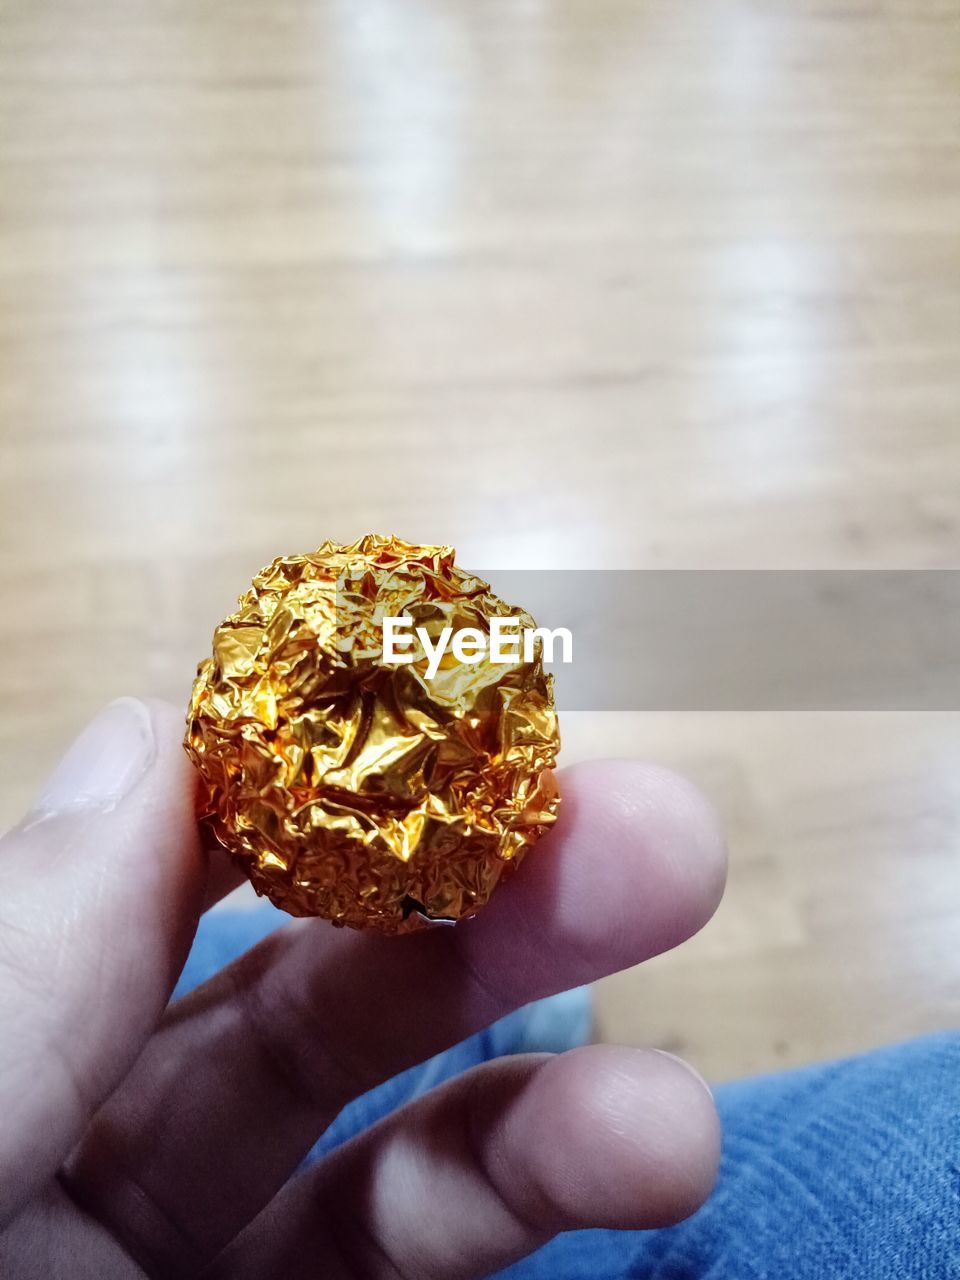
left=31, top=698, right=156, bottom=819
left=653, top=1049, right=714, bottom=1099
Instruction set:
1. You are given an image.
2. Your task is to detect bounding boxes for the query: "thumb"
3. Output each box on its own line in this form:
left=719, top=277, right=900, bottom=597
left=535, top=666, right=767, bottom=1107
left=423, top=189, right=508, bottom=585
left=0, top=698, right=205, bottom=1226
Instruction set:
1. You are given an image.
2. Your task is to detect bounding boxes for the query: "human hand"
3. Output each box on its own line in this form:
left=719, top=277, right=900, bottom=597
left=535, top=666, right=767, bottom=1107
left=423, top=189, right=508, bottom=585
left=0, top=698, right=725, bottom=1279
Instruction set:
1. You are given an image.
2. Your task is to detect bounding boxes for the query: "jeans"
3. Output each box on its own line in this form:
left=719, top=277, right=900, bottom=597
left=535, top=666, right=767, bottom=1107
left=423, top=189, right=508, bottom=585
left=177, top=911, right=960, bottom=1278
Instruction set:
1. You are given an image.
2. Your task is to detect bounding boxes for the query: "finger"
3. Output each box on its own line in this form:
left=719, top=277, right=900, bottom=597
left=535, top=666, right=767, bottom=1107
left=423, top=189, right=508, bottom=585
left=67, top=760, right=725, bottom=1276
left=0, top=698, right=206, bottom=1225
left=210, top=1045, right=721, bottom=1280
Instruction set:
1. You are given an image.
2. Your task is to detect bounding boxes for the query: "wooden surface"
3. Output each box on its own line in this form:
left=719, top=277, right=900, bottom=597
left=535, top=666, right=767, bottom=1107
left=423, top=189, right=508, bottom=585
left=1, top=1, right=959, bottom=1081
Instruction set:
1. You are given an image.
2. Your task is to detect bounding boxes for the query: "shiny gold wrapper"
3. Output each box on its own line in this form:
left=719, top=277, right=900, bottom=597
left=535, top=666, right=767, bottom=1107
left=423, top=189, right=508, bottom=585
left=184, top=535, right=561, bottom=932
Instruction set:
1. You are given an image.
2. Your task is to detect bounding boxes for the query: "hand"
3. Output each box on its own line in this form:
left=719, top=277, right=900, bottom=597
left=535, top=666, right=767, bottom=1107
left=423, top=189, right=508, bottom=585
left=0, top=698, right=725, bottom=1279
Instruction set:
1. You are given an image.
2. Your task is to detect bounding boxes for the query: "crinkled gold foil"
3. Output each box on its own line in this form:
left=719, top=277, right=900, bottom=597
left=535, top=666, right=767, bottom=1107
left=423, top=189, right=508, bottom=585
left=184, top=535, right=561, bottom=932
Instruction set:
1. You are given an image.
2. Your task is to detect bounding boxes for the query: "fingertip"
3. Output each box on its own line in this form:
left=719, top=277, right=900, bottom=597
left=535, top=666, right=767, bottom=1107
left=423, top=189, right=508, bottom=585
left=101, top=697, right=204, bottom=892
left=616, top=760, right=728, bottom=935
left=475, top=758, right=726, bottom=986
left=140, top=696, right=197, bottom=795
left=526, top=1044, right=721, bottom=1229
left=139, top=697, right=245, bottom=908
left=581, top=758, right=724, bottom=930
left=594, top=1044, right=721, bottom=1226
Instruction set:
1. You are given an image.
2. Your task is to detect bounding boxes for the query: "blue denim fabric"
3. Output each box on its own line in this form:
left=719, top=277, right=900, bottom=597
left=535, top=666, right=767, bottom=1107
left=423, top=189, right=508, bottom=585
left=178, top=911, right=960, bottom=1278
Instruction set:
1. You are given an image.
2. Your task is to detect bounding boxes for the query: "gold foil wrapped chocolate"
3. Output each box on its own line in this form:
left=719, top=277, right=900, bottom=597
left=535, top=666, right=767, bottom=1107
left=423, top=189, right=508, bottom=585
left=184, top=536, right=561, bottom=932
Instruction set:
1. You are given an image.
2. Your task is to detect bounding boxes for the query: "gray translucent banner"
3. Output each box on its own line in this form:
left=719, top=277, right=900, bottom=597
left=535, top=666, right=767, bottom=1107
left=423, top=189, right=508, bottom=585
left=475, top=570, right=960, bottom=711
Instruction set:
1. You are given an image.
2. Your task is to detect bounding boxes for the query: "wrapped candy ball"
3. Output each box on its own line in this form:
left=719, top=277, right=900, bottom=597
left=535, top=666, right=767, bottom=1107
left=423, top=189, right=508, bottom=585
left=184, top=535, right=561, bottom=932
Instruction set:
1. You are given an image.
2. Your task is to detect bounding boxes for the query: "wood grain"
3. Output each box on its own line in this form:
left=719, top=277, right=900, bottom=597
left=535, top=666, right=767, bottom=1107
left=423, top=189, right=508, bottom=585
left=1, top=0, right=958, bottom=1080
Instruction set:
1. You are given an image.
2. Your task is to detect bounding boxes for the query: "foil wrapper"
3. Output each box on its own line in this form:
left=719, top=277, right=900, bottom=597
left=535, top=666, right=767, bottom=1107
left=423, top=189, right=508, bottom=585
left=184, top=535, right=561, bottom=932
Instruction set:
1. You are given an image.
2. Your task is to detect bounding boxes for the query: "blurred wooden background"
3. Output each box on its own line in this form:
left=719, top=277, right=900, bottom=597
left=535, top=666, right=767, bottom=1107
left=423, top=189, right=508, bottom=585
left=1, top=0, right=958, bottom=1081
